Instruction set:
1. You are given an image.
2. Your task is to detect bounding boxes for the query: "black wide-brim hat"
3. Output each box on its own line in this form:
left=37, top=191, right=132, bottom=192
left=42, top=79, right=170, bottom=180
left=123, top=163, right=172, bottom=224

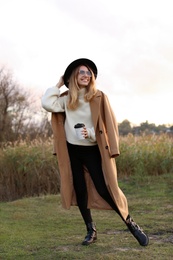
left=63, top=58, right=98, bottom=87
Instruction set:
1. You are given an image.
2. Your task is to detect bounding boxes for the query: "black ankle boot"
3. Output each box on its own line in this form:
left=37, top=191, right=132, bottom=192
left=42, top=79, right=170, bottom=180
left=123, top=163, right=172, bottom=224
left=126, top=216, right=149, bottom=246
left=82, top=222, right=97, bottom=245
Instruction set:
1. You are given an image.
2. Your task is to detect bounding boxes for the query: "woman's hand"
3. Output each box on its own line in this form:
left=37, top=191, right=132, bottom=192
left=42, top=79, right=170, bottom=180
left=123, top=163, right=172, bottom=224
left=82, top=127, right=88, bottom=139
left=56, top=76, right=64, bottom=88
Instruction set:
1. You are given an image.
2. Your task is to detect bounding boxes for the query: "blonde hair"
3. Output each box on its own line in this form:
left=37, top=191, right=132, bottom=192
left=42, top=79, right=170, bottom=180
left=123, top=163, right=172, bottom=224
left=67, top=66, right=97, bottom=110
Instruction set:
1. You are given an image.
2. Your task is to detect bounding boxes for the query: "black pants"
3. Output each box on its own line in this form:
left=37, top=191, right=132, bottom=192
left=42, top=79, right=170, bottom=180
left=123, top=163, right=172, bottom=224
left=67, top=142, right=121, bottom=225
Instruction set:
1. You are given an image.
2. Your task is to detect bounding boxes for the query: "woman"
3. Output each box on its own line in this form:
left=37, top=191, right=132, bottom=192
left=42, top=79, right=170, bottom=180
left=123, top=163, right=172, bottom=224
left=41, top=58, right=149, bottom=246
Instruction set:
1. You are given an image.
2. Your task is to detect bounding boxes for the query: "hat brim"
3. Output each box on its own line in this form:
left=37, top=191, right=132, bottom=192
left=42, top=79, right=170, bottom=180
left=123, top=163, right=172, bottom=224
left=63, top=58, right=97, bottom=87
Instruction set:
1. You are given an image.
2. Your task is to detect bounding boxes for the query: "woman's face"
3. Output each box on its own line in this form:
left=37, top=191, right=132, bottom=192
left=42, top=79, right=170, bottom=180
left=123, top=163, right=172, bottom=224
left=77, top=66, right=92, bottom=88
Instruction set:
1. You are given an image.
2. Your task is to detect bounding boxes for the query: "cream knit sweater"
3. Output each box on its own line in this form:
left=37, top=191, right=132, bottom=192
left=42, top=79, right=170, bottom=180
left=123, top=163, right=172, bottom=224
left=41, top=86, right=97, bottom=146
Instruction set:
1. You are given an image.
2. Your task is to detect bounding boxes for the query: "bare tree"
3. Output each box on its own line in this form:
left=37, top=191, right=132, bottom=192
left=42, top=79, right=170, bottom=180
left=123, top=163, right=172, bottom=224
left=0, top=66, right=54, bottom=143
left=0, top=67, right=31, bottom=142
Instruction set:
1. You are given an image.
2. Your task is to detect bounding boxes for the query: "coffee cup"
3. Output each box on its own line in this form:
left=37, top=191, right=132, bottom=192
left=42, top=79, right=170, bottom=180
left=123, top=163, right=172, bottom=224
left=74, top=123, right=85, bottom=140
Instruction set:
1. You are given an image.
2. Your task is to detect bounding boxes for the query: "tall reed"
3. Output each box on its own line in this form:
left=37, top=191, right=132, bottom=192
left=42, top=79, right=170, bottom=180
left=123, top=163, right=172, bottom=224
left=0, top=137, right=60, bottom=201
left=0, top=134, right=172, bottom=201
left=117, top=133, right=173, bottom=176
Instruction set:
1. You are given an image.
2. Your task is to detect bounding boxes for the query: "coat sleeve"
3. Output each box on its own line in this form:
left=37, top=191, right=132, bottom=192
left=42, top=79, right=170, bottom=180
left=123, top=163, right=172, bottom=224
left=103, top=94, right=120, bottom=158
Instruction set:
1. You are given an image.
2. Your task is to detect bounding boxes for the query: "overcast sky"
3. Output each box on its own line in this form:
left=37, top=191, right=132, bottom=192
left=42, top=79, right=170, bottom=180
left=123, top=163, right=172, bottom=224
left=0, top=0, right=173, bottom=125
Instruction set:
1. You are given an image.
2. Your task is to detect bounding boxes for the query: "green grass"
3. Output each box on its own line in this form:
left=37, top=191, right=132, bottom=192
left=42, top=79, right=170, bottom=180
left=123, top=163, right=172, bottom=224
left=0, top=174, right=173, bottom=259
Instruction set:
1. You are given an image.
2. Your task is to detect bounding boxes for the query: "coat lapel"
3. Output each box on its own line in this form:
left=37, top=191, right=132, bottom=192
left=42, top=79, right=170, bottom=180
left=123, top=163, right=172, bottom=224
left=90, top=90, right=102, bottom=130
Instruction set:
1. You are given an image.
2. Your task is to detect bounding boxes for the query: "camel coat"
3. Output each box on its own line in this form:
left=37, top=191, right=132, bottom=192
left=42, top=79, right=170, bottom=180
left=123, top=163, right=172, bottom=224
left=51, top=90, right=129, bottom=221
